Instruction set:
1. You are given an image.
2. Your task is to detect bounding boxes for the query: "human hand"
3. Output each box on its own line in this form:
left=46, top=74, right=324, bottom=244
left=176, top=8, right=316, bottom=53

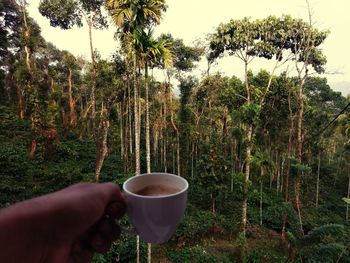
left=0, top=182, right=126, bottom=263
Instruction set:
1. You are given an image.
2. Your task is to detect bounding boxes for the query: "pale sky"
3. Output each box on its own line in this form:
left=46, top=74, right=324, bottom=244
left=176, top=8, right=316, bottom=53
left=27, top=0, right=350, bottom=96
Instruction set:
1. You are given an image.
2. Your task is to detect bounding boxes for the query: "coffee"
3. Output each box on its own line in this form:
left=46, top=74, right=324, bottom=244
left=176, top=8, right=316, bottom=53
left=135, top=184, right=181, bottom=196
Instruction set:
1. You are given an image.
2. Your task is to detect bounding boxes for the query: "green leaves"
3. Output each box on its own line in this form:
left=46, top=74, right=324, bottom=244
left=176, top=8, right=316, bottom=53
left=298, top=224, right=349, bottom=263
left=209, top=15, right=328, bottom=73
left=39, top=0, right=82, bottom=29
left=342, top=197, right=350, bottom=204
left=239, top=103, right=260, bottom=125
left=107, top=0, right=167, bottom=33
left=39, top=0, right=108, bottom=30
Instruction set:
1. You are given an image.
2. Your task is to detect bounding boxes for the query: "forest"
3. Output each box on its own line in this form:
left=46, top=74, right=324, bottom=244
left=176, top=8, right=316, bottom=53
left=0, top=0, right=350, bottom=262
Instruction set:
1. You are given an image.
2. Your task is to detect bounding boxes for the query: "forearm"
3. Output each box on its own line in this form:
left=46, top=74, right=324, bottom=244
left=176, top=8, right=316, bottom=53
left=0, top=199, right=46, bottom=262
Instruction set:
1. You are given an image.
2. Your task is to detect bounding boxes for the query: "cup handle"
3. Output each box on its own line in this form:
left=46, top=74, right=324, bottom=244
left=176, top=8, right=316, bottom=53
left=121, top=226, right=137, bottom=236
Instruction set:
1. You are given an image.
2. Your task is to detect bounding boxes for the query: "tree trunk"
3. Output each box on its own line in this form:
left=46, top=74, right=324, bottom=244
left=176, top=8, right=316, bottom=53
left=95, top=120, right=109, bottom=181
left=276, top=151, right=280, bottom=194
left=176, top=134, right=180, bottom=176
left=153, top=117, right=159, bottom=166
left=144, top=63, right=152, bottom=263
left=242, top=61, right=251, bottom=237
left=282, top=80, right=294, bottom=241
left=145, top=64, right=151, bottom=173
left=242, top=124, right=252, bottom=237
left=346, top=164, right=350, bottom=221
left=163, top=84, right=167, bottom=172
left=260, top=176, right=263, bottom=226
left=21, top=4, right=37, bottom=159
left=87, top=17, right=97, bottom=137
left=316, top=152, right=321, bottom=209
left=134, top=56, right=140, bottom=176
left=169, top=83, right=180, bottom=176
left=16, top=83, right=24, bottom=120
left=191, top=142, right=195, bottom=180
left=119, top=103, right=124, bottom=160
left=295, top=78, right=305, bottom=235
left=67, top=67, right=77, bottom=128
left=132, top=55, right=140, bottom=263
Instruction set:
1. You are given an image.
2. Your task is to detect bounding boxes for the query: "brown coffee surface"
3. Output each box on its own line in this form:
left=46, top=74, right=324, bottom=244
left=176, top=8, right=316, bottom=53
left=135, top=184, right=180, bottom=196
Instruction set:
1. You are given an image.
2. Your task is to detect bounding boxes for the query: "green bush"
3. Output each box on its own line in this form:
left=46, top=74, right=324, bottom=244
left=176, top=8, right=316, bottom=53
left=173, top=206, right=216, bottom=242
left=245, top=247, right=288, bottom=263
left=167, top=245, right=232, bottom=263
left=92, top=235, right=148, bottom=263
left=299, top=224, right=350, bottom=262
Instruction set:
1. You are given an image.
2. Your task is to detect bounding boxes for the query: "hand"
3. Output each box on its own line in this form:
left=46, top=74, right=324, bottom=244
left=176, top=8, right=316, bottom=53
left=0, top=182, right=126, bottom=263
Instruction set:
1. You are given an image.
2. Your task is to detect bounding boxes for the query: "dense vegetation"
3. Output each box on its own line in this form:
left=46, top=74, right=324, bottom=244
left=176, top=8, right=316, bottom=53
left=1, top=0, right=350, bottom=262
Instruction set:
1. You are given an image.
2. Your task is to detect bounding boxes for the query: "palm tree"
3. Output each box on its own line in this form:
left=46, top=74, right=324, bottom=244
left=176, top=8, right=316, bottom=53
left=137, top=29, right=173, bottom=173
left=107, top=0, right=166, bottom=34
left=107, top=0, right=167, bottom=175
left=252, top=150, right=276, bottom=226
left=107, top=2, right=168, bottom=263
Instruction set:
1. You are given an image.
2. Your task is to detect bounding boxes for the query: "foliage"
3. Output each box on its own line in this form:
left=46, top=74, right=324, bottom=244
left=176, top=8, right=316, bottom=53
left=0, top=3, right=349, bottom=263
left=92, top=234, right=148, bottom=263
left=173, top=205, right=218, bottom=243
left=245, top=247, right=288, bottom=263
left=298, top=224, right=350, bottom=263
left=39, top=0, right=108, bottom=30
left=167, top=245, right=232, bottom=263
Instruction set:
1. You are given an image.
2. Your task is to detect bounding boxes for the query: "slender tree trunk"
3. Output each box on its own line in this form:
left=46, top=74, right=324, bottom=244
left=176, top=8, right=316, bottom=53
left=316, top=152, right=321, bottom=209
left=168, top=82, right=180, bottom=176
left=242, top=61, right=251, bottom=237
left=276, top=151, right=280, bottom=194
left=132, top=54, right=140, bottom=263
left=67, top=67, right=76, bottom=128
left=134, top=56, right=140, bottom=175
left=153, top=117, right=159, bottom=166
left=260, top=174, right=263, bottom=226
left=144, top=63, right=152, bottom=263
left=295, top=78, right=305, bottom=235
left=119, top=103, right=124, bottom=159
left=163, top=84, right=167, bottom=172
left=87, top=17, right=97, bottom=137
left=191, top=142, right=194, bottom=179
left=16, top=83, right=24, bottom=119
left=242, top=124, right=252, bottom=237
left=95, top=120, right=109, bottom=181
left=145, top=64, right=151, bottom=173
left=176, top=134, right=180, bottom=175
left=172, top=139, right=175, bottom=174
left=346, top=164, right=350, bottom=221
left=21, top=3, right=38, bottom=160
left=282, top=81, right=294, bottom=241
left=280, top=155, right=285, bottom=193
left=128, top=79, right=133, bottom=155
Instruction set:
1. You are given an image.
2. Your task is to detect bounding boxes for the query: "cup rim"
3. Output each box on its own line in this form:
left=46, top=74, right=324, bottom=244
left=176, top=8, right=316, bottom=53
left=123, top=172, right=188, bottom=198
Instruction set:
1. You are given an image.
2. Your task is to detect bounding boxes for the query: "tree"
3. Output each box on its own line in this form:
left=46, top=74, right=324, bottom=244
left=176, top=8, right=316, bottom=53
left=252, top=149, right=275, bottom=226
left=107, top=1, right=167, bottom=262
left=39, top=0, right=113, bottom=179
left=39, top=0, right=108, bottom=140
left=61, top=50, right=80, bottom=130
left=135, top=29, right=173, bottom=174
left=0, top=0, right=22, bottom=108
left=287, top=12, right=328, bottom=234
left=209, top=16, right=287, bottom=237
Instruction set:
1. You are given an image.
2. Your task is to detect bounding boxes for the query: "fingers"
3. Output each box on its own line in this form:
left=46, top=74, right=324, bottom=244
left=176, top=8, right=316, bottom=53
left=101, top=183, right=125, bottom=204
left=105, top=201, right=126, bottom=220
left=89, top=218, right=121, bottom=254
left=70, top=242, right=94, bottom=263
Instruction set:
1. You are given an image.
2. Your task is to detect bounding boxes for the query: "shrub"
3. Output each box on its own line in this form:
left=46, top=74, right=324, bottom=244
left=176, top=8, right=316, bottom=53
left=167, top=245, right=232, bottom=263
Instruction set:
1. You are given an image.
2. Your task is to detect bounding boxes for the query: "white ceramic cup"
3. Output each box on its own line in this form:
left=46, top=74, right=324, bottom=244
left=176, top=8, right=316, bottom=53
left=122, top=173, right=188, bottom=244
